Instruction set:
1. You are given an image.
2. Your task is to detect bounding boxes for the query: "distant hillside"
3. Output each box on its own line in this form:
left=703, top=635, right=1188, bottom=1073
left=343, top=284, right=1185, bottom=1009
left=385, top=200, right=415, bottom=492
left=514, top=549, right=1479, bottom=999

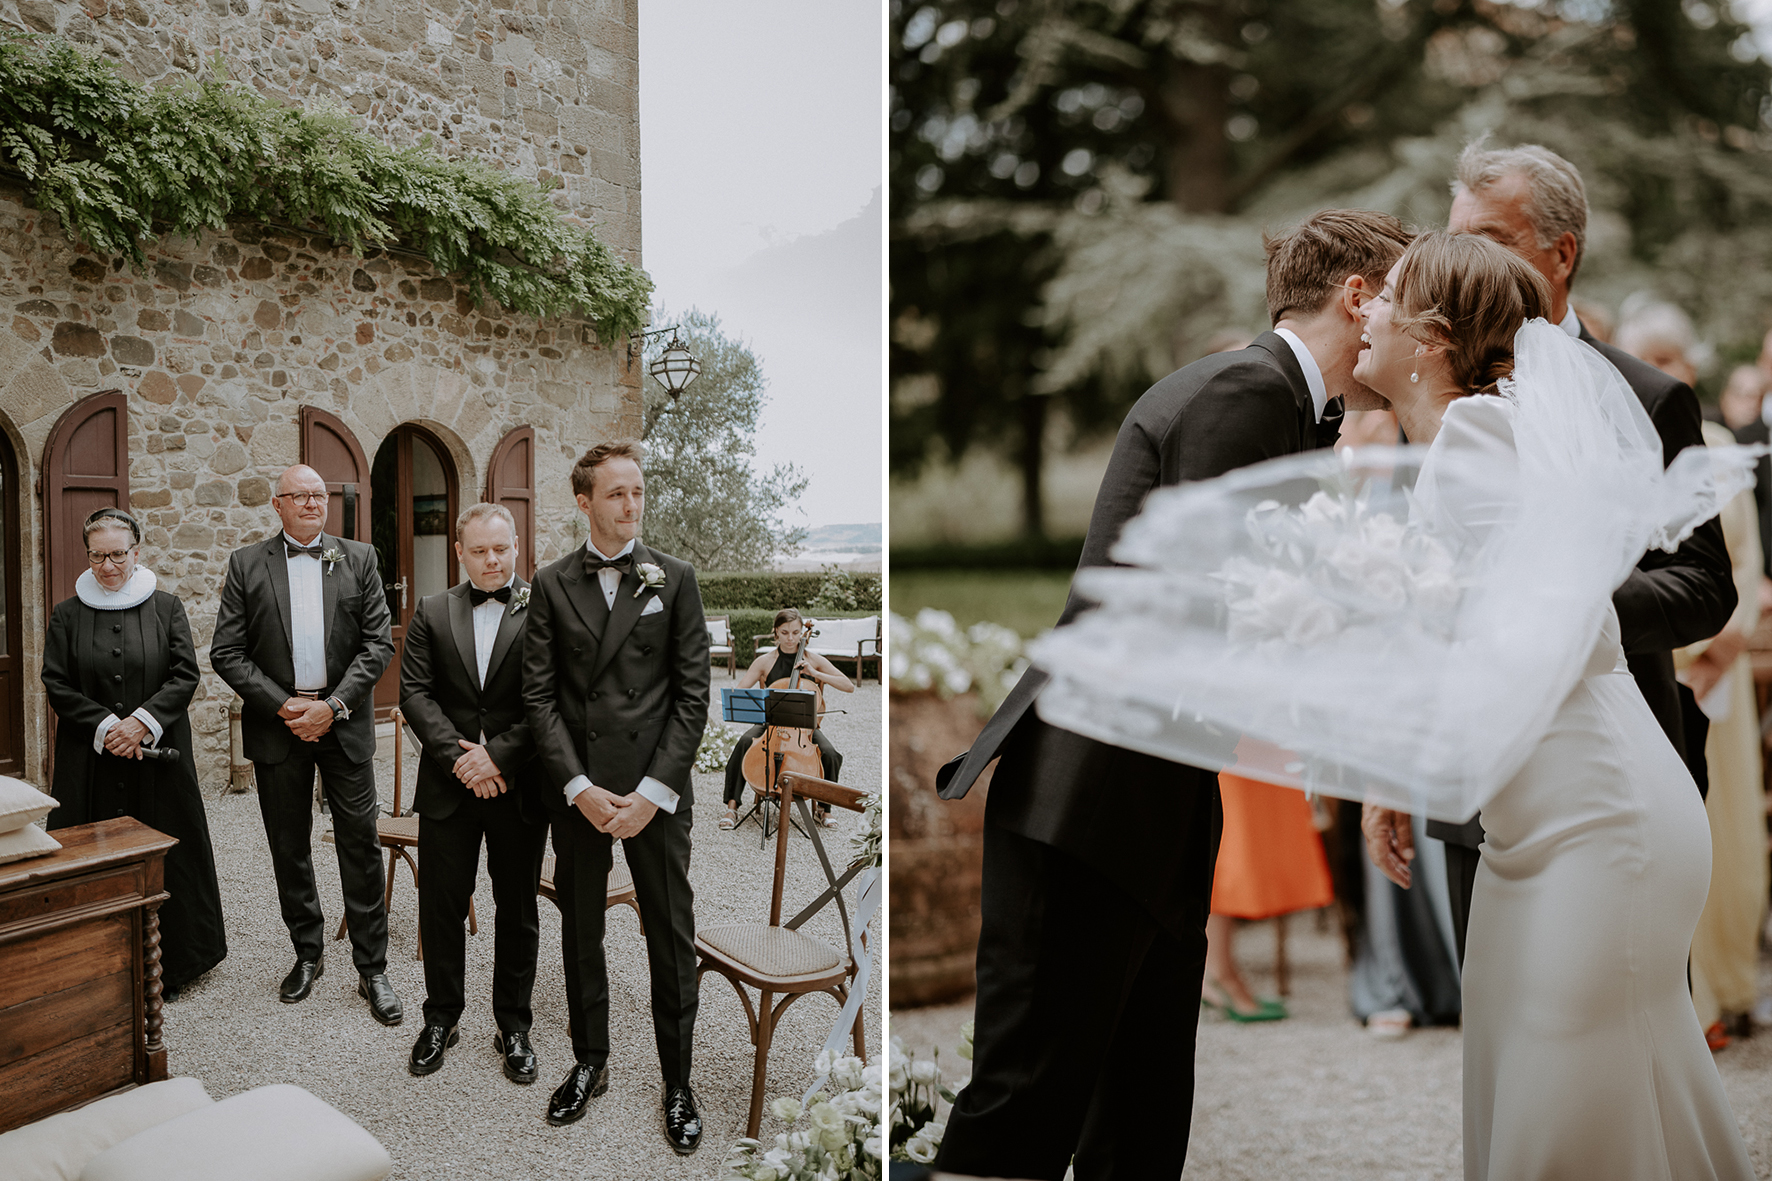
left=802, top=523, right=881, bottom=549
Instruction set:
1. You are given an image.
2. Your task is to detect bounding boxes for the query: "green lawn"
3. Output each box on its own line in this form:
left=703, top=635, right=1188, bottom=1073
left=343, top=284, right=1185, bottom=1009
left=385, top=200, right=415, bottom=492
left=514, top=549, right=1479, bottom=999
left=889, top=569, right=1074, bottom=639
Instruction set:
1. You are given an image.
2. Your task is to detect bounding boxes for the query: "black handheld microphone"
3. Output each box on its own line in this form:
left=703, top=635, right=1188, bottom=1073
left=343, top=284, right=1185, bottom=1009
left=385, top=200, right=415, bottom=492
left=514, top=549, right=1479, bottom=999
left=118, top=746, right=181, bottom=762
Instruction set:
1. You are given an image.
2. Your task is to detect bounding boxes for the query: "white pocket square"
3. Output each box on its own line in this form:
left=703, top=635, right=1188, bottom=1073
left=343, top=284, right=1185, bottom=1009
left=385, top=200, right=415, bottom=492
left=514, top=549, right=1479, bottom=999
left=639, top=596, right=666, bottom=616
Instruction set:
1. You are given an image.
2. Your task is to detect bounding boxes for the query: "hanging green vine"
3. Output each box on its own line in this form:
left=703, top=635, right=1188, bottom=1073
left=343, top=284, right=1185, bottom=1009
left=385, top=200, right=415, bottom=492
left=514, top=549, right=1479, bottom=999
left=0, top=32, right=651, bottom=344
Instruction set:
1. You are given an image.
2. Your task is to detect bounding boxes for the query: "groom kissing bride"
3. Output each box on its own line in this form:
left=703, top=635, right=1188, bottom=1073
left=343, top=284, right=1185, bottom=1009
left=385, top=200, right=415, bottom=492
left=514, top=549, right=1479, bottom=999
left=936, top=143, right=1755, bottom=1181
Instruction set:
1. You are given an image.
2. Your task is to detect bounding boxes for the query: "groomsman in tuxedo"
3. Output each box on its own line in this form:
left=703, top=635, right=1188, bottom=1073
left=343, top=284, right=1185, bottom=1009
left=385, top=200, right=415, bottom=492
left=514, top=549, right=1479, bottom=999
left=1363, top=143, right=1737, bottom=963
left=210, top=464, right=402, bottom=1023
left=522, top=441, right=711, bottom=1151
left=933, top=210, right=1415, bottom=1181
left=398, top=503, right=548, bottom=1082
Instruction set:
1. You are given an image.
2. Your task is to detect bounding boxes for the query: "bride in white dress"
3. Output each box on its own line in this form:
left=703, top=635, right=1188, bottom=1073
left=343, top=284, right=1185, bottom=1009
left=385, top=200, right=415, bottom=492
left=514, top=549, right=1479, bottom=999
left=1031, top=231, right=1757, bottom=1180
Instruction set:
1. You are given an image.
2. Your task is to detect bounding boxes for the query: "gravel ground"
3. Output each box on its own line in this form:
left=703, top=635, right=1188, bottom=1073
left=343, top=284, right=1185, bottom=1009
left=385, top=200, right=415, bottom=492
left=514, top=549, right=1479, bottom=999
left=889, top=909, right=1772, bottom=1180
left=162, top=682, right=882, bottom=1180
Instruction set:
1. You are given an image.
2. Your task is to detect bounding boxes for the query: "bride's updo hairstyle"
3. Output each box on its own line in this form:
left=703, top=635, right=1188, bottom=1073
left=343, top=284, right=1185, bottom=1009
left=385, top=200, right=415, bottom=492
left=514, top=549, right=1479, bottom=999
left=1390, top=230, right=1552, bottom=394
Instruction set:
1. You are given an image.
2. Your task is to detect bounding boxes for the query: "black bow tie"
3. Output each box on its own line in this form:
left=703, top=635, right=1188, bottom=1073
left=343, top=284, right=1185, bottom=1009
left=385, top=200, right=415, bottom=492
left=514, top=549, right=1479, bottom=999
left=286, top=542, right=324, bottom=559
left=469, top=585, right=512, bottom=606
left=1316, top=396, right=1345, bottom=449
left=584, top=552, right=632, bottom=577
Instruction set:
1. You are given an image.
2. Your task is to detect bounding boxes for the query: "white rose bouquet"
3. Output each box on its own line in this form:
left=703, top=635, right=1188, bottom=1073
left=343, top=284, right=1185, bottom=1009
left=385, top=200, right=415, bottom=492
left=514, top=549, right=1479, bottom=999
left=724, top=1052, right=882, bottom=1181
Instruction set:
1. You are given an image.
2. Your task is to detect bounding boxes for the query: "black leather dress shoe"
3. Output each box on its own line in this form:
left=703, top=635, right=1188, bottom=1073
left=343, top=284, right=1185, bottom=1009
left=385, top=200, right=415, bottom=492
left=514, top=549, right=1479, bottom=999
left=278, top=958, right=323, bottom=1004
left=664, top=1083, right=702, bottom=1155
left=408, top=1023, right=458, bottom=1076
left=545, top=1062, right=610, bottom=1126
left=497, top=1029, right=538, bottom=1085
left=358, top=973, right=403, bottom=1026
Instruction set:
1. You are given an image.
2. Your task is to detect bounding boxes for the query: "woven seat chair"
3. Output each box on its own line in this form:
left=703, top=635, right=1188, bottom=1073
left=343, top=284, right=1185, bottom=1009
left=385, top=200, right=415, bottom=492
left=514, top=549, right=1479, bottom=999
left=536, top=850, right=643, bottom=930
left=697, top=770, right=870, bottom=1137
left=330, top=706, right=476, bottom=960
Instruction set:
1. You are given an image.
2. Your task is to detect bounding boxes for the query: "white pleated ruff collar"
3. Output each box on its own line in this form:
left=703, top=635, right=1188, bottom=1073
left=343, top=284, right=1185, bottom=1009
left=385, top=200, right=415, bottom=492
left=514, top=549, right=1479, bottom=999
left=75, top=567, right=158, bottom=610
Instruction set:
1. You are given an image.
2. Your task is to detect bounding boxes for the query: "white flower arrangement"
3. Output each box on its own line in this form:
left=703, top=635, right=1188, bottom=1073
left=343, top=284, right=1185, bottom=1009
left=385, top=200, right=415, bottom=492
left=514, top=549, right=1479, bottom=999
left=510, top=586, right=531, bottom=614
left=888, top=1029, right=969, bottom=1164
left=695, top=721, right=744, bottom=774
left=888, top=609, right=1029, bottom=714
left=1217, top=490, right=1460, bottom=649
left=321, top=546, right=344, bottom=574
left=635, top=561, right=667, bottom=597
left=850, top=793, right=881, bottom=869
left=724, top=1052, right=882, bottom=1181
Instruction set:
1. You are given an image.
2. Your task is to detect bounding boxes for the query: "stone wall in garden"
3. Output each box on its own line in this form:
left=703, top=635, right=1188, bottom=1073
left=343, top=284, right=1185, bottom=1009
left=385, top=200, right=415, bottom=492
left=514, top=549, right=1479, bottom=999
left=0, top=0, right=642, bottom=789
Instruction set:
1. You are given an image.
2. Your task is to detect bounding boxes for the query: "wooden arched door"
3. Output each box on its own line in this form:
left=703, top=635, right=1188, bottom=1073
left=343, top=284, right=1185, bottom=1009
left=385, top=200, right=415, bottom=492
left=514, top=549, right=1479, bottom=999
left=299, top=407, right=370, bottom=542
left=486, top=425, right=536, bottom=579
left=370, top=426, right=458, bottom=719
left=0, top=429, right=25, bottom=778
left=43, top=391, right=129, bottom=614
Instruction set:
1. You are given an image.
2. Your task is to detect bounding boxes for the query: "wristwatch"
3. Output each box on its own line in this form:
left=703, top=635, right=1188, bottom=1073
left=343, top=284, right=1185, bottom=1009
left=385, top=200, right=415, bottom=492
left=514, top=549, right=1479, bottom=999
left=325, top=696, right=349, bottom=721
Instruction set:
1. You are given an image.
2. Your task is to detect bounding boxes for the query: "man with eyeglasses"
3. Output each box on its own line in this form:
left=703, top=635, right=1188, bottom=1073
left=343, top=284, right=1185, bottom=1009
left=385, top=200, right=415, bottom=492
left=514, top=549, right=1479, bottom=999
left=211, top=464, right=401, bottom=1023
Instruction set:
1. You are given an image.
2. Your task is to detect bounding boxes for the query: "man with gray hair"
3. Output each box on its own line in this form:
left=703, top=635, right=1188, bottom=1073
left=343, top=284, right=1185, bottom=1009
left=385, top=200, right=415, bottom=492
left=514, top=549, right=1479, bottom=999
left=398, top=502, right=548, bottom=1083
left=1363, top=140, right=1737, bottom=965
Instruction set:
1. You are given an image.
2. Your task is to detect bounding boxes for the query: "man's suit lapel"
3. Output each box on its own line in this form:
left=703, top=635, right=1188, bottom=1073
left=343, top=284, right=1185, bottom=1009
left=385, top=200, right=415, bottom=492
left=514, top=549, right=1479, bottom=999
left=319, top=533, right=340, bottom=646
left=484, top=577, right=528, bottom=685
left=1251, top=332, right=1318, bottom=446
left=265, top=536, right=294, bottom=655
left=446, top=582, right=478, bottom=689
left=589, top=543, right=650, bottom=685
left=559, top=552, right=606, bottom=658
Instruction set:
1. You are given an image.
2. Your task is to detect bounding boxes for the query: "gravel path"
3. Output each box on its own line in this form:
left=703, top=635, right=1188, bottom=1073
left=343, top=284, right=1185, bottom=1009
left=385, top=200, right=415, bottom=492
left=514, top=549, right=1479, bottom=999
left=163, top=682, right=882, bottom=1180
left=889, top=910, right=1772, bottom=1179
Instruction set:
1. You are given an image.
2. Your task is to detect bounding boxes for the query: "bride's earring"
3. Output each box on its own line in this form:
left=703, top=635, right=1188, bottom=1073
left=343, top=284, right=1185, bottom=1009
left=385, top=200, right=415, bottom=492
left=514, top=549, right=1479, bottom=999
left=1410, top=370, right=1419, bottom=384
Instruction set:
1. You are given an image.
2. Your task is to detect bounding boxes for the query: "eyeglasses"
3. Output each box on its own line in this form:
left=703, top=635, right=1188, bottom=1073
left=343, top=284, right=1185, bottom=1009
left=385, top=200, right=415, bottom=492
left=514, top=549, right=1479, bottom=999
left=88, top=550, right=135, bottom=567
left=275, top=492, right=328, bottom=505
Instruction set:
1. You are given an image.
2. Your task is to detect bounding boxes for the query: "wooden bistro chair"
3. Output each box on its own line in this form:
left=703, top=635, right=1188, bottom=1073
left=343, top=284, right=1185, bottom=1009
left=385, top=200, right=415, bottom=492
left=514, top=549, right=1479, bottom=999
left=697, top=770, right=871, bottom=1137
left=536, top=848, right=644, bottom=931
left=330, top=706, right=477, bottom=960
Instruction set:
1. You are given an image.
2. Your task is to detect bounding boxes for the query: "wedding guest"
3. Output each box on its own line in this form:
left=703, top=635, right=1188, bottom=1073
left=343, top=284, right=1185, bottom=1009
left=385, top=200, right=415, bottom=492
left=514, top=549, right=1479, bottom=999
left=399, top=504, right=548, bottom=1081
left=1718, top=365, right=1772, bottom=583
left=1616, top=300, right=1701, bottom=390
left=209, top=465, right=401, bottom=1023
left=42, top=508, right=225, bottom=1001
left=1677, top=420, right=1769, bottom=1049
left=720, top=608, right=851, bottom=830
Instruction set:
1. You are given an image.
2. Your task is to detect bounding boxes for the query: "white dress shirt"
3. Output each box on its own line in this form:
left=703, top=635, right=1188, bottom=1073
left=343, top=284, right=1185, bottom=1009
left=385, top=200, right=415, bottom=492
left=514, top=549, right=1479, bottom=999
left=470, top=574, right=514, bottom=689
left=1273, top=327, right=1331, bottom=422
left=1558, top=304, right=1581, bottom=338
left=563, top=538, right=679, bottom=815
left=284, top=532, right=328, bottom=692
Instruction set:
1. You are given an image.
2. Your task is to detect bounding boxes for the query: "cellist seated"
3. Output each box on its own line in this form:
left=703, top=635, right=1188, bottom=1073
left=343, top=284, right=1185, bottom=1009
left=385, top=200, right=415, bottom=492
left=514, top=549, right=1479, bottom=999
left=722, top=608, right=853, bottom=829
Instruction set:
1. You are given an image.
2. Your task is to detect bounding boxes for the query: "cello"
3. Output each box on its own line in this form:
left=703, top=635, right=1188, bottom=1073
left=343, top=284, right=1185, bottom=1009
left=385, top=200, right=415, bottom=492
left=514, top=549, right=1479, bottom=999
left=741, top=621, right=825, bottom=810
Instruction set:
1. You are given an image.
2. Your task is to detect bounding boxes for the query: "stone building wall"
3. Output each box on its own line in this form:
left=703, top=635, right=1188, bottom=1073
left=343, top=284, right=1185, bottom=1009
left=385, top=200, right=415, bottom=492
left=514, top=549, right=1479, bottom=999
left=0, top=0, right=643, bottom=789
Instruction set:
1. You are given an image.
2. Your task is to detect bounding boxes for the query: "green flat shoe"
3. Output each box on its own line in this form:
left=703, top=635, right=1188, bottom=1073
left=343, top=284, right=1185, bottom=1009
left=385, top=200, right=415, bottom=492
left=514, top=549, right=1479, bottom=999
left=1222, top=997, right=1287, bottom=1023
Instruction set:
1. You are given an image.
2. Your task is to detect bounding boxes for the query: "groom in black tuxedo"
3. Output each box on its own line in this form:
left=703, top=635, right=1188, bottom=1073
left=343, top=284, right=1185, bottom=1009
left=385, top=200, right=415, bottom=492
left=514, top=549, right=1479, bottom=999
left=210, top=464, right=400, bottom=1023
left=522, top=440, right=711, bottom=1152
left=933, top=209, right=1415, bottom=1181
left=398, top=503, right=548, bottom=1083
left=1365, top=143, right=1737, bottom=964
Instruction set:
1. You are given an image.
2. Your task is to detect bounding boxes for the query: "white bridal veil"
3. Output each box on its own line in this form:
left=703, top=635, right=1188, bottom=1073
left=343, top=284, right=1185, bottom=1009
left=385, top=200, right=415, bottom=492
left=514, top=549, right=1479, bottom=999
left=1031, top=320, right=1759, bottom=823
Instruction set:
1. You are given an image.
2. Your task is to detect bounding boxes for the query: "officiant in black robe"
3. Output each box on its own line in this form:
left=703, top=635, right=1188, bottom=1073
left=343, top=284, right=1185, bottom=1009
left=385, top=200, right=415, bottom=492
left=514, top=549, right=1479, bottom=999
left=42, top=508, right=226, bottom=995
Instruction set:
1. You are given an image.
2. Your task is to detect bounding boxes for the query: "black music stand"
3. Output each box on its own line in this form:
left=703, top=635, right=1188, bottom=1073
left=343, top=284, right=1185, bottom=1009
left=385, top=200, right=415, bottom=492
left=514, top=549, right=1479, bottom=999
left=723, top=688, right=818, bottom=842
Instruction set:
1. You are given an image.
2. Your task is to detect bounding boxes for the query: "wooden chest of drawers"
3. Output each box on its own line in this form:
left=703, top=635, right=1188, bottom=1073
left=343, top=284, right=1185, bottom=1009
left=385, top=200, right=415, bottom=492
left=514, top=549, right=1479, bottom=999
left=0, top=818, right=177, bottom=1133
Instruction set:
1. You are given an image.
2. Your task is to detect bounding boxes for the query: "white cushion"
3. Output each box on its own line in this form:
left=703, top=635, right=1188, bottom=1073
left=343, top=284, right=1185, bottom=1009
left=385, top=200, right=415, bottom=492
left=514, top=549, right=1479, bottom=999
left=80, top=1085, right=390, bottom=1181
left=706, top=619, right=731, bottom=644
left=0, top=1077, right=212, bottom=1181
left=0, top=822, right=62, bottom=865
left=0, top=776, right=58, bottom=834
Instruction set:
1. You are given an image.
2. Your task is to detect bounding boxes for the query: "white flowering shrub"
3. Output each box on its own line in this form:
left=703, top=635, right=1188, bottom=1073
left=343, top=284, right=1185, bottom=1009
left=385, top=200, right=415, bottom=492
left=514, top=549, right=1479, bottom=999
left=724, top=1052, right=883, bottom=1181
left=695, top=721, right=744, bottom=774
left=888, top=609, right=1029, bottom=713
left=887, top=1026, right=971, bottom=1164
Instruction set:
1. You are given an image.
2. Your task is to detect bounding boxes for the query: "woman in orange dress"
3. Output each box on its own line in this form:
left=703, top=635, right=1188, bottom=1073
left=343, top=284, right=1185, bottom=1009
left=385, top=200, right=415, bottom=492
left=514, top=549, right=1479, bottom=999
left=1203, top=774, right=1336, bottom=1020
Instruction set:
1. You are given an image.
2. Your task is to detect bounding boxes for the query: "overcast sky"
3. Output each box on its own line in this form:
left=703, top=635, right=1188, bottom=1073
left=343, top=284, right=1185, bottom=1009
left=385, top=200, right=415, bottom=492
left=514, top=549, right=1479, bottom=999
left=638, top=2, right=883, bottom=532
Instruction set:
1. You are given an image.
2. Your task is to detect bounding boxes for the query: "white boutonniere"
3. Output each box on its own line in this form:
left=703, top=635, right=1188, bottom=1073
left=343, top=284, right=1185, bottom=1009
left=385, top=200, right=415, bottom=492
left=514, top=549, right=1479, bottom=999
left=510, top=586, right=531, bottom=614
left=634, top=561, right=666, bottom=598
left=321, top=546, right=344, bottom=574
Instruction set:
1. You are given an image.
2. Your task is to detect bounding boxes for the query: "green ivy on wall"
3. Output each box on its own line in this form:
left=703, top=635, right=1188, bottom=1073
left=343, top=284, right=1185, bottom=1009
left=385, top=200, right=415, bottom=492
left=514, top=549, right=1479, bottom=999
left=0, top=33, right=651, bottom=343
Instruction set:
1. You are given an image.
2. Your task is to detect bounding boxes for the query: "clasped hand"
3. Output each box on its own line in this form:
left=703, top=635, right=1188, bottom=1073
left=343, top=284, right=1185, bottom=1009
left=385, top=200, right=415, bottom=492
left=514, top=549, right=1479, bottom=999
left=456, top=740, right=506, bottom=799
left=280, top=697, right=334, bottom=742
left=574, top=784, right=657, bottom=839
left=103, top=716, right=151, bottom=760
left=1362, top=804, right=1415, bottom=889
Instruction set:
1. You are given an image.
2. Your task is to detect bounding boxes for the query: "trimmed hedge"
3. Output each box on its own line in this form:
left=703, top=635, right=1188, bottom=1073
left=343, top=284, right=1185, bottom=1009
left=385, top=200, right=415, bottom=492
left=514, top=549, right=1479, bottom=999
left=700, top=571, right=882, bottom=612
left=890, top=536, right=1087, bottom=571
left=711, top=608, right=879, bottom=667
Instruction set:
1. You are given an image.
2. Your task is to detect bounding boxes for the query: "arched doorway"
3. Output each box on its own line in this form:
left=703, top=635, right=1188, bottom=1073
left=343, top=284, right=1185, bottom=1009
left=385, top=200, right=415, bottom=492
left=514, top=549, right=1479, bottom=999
left=370, top=426, right=458, bottom=719
left=0, top=429, right=24, bottom=778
